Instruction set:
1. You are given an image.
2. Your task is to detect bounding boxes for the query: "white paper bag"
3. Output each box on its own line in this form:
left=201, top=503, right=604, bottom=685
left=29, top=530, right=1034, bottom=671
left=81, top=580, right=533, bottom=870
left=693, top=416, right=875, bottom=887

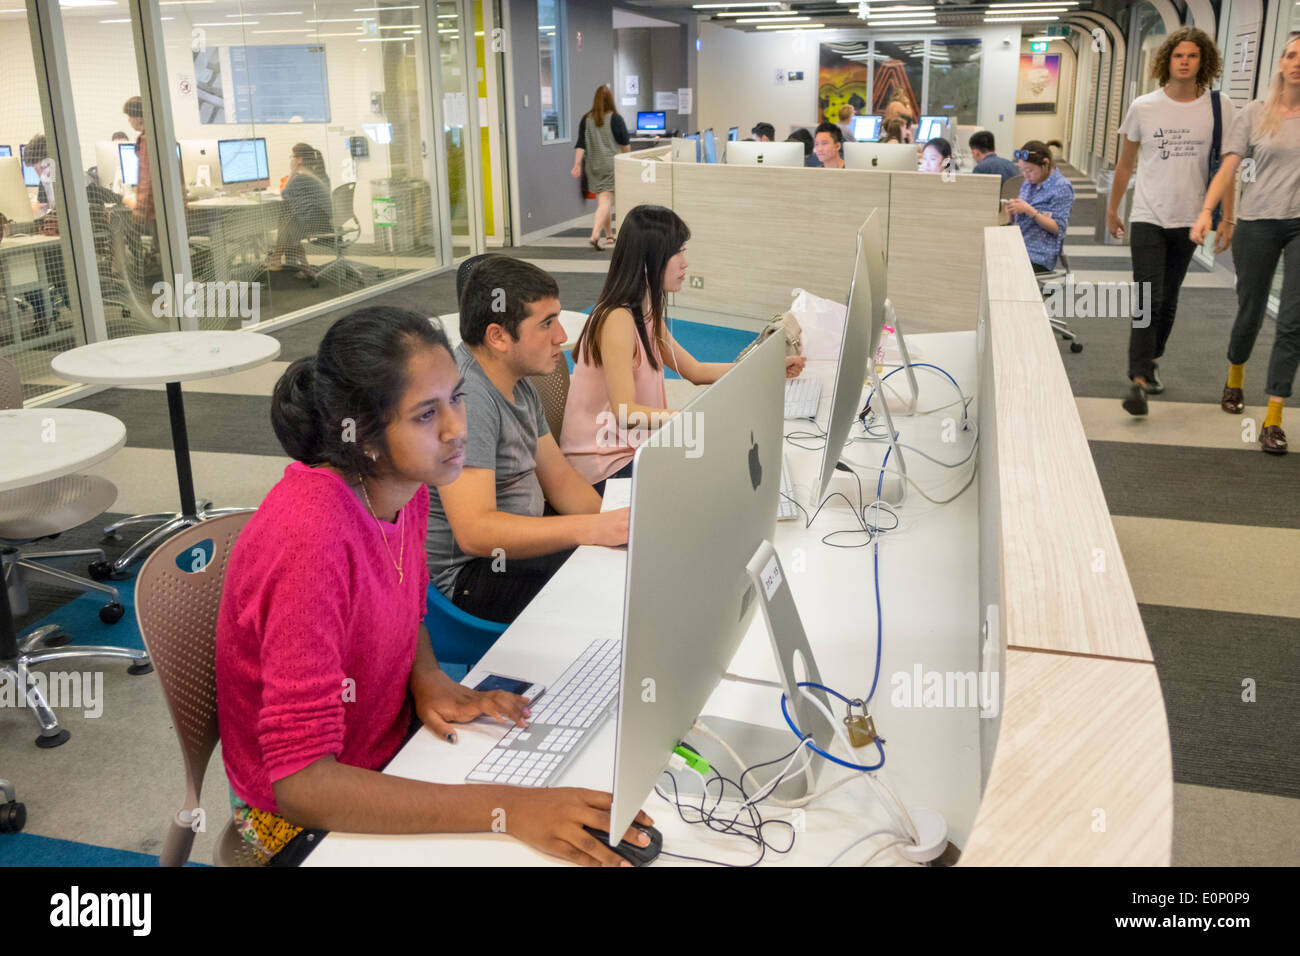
left=789, top=288, right=847, bottom=362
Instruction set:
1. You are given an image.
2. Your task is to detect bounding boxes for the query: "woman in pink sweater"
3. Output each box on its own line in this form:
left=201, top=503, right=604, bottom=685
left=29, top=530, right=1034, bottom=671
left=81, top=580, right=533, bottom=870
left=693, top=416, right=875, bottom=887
left=217, top=306, right=652, bottom=865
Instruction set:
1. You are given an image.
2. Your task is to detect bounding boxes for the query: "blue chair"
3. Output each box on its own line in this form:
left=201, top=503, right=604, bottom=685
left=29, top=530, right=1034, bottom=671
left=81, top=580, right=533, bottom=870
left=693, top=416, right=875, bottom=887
left=424, top=584, right=506, bottom=682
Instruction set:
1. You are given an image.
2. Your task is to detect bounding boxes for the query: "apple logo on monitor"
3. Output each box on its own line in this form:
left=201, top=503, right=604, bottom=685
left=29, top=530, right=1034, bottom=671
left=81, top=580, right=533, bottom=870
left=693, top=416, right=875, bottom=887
left=748, top=431, right=762, bottom=490
left=871, top=156, right=879, bottom=167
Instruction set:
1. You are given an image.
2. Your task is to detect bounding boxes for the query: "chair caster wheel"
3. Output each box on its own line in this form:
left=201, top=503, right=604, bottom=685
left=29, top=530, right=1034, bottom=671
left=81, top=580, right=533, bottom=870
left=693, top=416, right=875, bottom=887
left=99, top=602, right=126, bottom=625
left=36, top=730, right=70, bottom=749
left=127, top=661, right=153, bottom=676
left=1070, top=342, right=1083, bottom=353
left=42, top=631, right=71, bottom=647
left=88, top=560, right=113, bottom=580
left=0, top=801, right=26, bottom=832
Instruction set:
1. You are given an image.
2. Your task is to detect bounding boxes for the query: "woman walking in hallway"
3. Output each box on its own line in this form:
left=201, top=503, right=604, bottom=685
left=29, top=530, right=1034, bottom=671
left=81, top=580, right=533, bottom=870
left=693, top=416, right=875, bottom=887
left=571, top=85, right=630, bottom=251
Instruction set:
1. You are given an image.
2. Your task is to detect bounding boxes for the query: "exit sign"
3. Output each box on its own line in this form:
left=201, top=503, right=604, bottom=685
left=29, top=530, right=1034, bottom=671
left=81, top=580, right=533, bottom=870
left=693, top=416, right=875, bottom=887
left=1029, top=41, right=1049, bottom=52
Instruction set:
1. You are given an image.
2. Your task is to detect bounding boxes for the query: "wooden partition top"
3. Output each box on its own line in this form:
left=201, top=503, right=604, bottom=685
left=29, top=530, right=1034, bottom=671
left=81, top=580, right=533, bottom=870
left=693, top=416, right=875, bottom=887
left=962, top=226, right=1172, bottom=865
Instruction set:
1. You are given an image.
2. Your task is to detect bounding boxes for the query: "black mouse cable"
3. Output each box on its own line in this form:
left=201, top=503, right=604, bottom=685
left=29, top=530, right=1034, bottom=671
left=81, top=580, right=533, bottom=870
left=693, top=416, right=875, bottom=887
left=656, top=769, right=791, bottom=867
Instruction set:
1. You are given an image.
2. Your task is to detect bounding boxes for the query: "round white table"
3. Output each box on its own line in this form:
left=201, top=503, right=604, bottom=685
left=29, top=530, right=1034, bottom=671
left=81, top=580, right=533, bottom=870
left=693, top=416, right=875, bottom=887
left=0, top=408, right=148, bottom=746
left=50, top=330, right=282, bottom=574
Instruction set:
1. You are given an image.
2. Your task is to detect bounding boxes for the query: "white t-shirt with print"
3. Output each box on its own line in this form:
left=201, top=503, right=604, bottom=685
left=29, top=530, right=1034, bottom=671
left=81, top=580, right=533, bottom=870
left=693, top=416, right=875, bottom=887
left=1119, top=87, right=1236, bottom=229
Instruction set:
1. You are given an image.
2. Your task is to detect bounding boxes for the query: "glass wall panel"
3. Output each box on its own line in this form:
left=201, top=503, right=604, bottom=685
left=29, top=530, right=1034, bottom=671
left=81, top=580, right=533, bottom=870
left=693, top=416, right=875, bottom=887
left=0, top=6, right=91, bottom=400
left=1133, top=3, right=1168, bottom=98
left=537, top=0, right=567, bottom=142
left=439, top=0, right=473, bottom=258
left=928, top=39, right=982, bottom=125
left=61, top=6, right=176, bottom=348
left=155, top=0, right=443, bottom=327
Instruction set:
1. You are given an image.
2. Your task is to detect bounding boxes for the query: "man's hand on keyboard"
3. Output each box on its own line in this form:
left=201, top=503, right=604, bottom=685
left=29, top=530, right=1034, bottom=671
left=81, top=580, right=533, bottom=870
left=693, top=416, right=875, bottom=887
left=505, top=788, right=654, bottom=867
left=415, top=668, right=529, bottom=744
left=785, top=355, right=807, bottom=379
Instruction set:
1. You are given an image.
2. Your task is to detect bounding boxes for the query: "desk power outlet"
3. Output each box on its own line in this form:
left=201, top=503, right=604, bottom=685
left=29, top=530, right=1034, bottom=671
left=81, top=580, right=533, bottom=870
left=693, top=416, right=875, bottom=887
left=689, top=275, right=704, bottom=289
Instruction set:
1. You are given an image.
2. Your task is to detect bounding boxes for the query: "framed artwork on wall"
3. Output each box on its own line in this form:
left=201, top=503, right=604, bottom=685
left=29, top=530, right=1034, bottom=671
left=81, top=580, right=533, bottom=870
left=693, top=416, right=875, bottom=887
left=1017, top=53, right=1060, bottom=114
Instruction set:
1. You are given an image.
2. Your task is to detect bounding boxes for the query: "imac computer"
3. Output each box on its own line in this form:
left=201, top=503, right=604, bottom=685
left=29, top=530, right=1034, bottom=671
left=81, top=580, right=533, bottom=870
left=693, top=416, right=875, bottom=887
left=843, top=142, right=921, bottom=171
left=18, top=145, right=40, bottom=187
left=702, top=128, right=717, bottom=164
left=118, top=142, right=139, bottom=187
left=636, top=111, right=667, bottom=136
left=727, top=126, right=739, bottom=142
left=852, top=114, right=883, bottom=142
left=609, top=333, right=837, bottom=842
left=180, top=139, right=220, bottom=190
left=217, top=137, right=270, bottom=190
left=814, top=211, right=916, bottom=507
left=94, top=141, right=124, bottom=189
left=0, top=158, right=35, bottom=223
left=917, top=115, right=948, bottom=142
left=671, top=136, right=699, bottom=163
left=724, top=140, right=803, bottom=167
left=0, top=145, right=10, bottom=157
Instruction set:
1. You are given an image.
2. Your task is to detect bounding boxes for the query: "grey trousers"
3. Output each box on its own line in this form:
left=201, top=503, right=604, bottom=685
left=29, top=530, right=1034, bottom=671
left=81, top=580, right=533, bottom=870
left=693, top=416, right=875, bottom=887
left=1228, top=218, right=1300, bottom=399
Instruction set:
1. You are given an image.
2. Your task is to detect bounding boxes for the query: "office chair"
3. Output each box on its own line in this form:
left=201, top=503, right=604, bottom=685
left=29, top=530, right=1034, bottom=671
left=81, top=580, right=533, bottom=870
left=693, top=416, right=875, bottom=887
left=529, top=359, right=571, bottom=441
left=1000, top=175, right=1024, bottom=223
left=425, top=584, right=507, bottom=682
left=0, top=778, right=23, bottom=832
left=1036, top=250, right=1083, bottom=353
left=305, top=182, right=366, bottom=289
left=134, top=511, right=263, bottom=867
left=0, top=357, right=149, bottom=748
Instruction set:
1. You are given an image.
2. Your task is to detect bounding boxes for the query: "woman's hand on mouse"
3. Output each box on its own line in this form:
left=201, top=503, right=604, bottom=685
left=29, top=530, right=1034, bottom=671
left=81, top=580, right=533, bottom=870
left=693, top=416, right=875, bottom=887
left=503, top=788, right=654, bottom=867
left=785, top=355, right=807, bottom=379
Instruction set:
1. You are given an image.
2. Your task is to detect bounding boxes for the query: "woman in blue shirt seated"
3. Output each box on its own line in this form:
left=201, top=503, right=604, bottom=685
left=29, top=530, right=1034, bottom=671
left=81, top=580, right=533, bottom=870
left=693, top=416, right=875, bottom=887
left=268, top=143, right=333, bottom=273
left=1004, top=140, right=1074, bottom=273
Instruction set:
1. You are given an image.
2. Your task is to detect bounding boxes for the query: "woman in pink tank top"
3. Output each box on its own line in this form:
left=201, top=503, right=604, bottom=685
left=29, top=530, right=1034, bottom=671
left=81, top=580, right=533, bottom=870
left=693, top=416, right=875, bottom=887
left=562, top=205, right=805, bottom=485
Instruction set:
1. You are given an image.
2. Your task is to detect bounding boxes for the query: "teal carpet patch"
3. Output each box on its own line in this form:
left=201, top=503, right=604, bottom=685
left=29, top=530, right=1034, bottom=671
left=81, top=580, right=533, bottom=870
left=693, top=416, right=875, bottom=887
left=18, top=578, right=144, bottom=653
left=570, top=309, right=756, bottom=379
left=0, top=831, right=198, bottom=866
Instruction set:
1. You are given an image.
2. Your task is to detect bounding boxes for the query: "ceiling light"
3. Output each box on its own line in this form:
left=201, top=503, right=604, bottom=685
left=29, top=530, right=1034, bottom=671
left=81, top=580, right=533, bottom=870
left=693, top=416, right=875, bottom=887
left=355, top=5, right=419, bottom=10
left=985, top=15, right=1060, bottom=21
left=755, top=23, right=825, bottom=30
left=736, top=16, right=809, bottom=23
left=693, top=3, right=782, bottom=8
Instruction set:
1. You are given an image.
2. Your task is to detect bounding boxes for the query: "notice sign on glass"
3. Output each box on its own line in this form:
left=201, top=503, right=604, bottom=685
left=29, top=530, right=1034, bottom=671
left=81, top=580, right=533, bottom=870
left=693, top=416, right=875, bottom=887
left=194, top=45, right=331, bottom=124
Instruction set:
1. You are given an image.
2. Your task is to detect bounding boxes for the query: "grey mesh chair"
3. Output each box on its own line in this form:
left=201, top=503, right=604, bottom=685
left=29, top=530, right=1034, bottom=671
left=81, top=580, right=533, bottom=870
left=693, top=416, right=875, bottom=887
left=0, top=358, right=149, bottom=747
left=1036, top=249, right=1083, bottom=353
left=135, top=511, right=262, bottom=867
left=529, top=360, right=571, bottom=441
left=305, top=182, right=366, bottom=289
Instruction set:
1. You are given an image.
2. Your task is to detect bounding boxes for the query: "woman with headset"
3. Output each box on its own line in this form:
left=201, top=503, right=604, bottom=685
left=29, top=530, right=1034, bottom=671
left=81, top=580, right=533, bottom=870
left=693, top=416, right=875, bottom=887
left=560, top=205, right=805, bottom=490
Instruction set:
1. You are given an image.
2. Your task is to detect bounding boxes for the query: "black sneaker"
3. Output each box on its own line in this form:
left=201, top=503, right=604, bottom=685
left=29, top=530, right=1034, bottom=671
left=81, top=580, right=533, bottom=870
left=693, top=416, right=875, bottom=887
left=1123, top=383, right=1148, bottom=416
left=1146, top=365, right=1164, bottom=395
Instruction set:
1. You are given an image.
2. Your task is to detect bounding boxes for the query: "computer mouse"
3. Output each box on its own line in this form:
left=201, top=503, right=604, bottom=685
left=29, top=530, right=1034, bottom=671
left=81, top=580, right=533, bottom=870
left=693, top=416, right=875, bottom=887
left=583, top=824, right=662, bottom=866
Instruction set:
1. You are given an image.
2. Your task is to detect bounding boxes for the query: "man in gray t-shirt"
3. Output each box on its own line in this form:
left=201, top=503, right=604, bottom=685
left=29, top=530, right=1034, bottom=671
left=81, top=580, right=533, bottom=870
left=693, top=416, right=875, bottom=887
left=425, top=256, right=629, bottom=624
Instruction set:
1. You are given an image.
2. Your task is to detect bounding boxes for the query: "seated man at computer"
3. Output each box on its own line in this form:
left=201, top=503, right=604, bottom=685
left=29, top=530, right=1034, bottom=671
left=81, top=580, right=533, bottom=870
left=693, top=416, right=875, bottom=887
left=752, top=122, right=776, bottom=142
left=969, top=131, right=1018, bottom=184
left=426, top=256, right=630, bottom=624
left=812, top=122, right=845, bottom=169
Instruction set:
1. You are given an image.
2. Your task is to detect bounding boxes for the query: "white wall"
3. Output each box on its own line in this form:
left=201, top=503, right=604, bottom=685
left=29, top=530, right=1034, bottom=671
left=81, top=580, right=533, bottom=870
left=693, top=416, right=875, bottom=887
left=697, top=21, right=1021, bottom=157
left=1012, top=40, right=1076, bottom=151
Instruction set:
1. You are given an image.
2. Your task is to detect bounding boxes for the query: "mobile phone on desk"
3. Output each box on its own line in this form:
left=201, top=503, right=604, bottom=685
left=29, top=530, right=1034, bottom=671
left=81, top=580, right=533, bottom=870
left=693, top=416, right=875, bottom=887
left=475, top=673, right=546, bottom=704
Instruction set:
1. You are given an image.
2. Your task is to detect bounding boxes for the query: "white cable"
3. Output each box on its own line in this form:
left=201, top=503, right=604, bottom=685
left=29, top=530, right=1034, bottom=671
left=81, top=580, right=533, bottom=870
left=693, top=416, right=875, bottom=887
left=826, top=827, right=901, bottom=867
left=692, top=720, right=817, bottom=805
left=861, top=837, right=911, bottom=867
left=796, top=684, right=920, bottom=844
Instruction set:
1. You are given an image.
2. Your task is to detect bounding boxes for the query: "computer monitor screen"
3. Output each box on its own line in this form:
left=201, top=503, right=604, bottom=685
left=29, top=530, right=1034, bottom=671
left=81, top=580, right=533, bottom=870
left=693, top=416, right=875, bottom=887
left=843, top=142, right=921, bottom=172
left=917, top=115, right=947, bottom=142
left=853, top=115, right=883, bottom=142
left=723, top=141, right=803, bottom=167
left=0, top=145, right=10, bottom=157
left=610, top=333, right=833, bottom=842
left=18, top=145, right=41, bottom=187
left=727, top=127, right=739, bottom=142
left=118, top=142, right=139, bottom=187
left=636, top=111, right=666, bottom=134
left=815, top=211, right=888, bottom=505
left=703, top=129, right=717, bottom=164
left=217, top=137, right=270, bottom=185
left=675, top=134, right=700, bottom=163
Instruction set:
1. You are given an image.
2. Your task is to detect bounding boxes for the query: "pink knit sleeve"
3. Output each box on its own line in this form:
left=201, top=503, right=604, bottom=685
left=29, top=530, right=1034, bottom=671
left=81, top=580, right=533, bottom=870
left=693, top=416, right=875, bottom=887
left=251, top=500, right=352, bottom=785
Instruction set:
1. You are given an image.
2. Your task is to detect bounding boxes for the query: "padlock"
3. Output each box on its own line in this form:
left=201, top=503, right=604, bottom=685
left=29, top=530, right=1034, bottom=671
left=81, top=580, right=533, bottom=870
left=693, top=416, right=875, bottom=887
left=843, top=698, right=877, bottom=748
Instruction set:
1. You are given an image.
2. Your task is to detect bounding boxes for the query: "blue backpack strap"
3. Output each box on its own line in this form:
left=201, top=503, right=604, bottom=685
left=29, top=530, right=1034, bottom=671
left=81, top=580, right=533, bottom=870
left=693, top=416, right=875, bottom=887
left=1209, top=90, right=1223, bottom=229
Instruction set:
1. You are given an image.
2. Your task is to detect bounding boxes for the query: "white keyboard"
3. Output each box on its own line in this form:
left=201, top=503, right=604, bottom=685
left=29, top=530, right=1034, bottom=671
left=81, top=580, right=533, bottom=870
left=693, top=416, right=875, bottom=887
left=465, top=639, right=620, bottom=787
left=784, top=377, right=822, bottom=420
left=777, top=453, right=798, bottom=521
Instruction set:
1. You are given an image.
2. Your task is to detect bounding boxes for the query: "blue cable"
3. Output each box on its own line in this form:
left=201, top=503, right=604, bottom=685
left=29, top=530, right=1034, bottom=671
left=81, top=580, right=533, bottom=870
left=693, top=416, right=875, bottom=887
left=779, top=681, right=886, bottom=772
left=863, top=362, right=969, bottom=424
